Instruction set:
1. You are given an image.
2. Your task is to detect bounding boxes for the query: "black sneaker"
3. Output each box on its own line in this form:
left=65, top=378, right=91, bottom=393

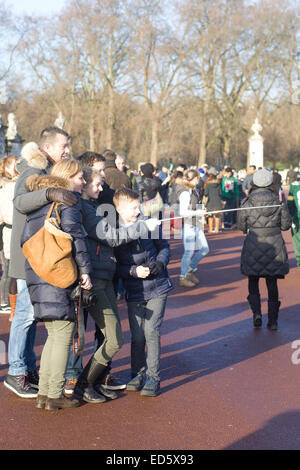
left=27, top=370, right=39, bottom=389
left=101, top=374, right=126, bottom=391
left=126, top=374, right=144, bottom=391
left=4, top=374, right=38, bottom=398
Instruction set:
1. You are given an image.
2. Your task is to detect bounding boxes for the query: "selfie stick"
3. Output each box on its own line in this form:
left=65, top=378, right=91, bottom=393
left=159, top=204, right=282, bottom=223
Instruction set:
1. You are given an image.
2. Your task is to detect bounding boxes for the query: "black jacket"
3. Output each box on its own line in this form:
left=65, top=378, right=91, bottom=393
left=80, top=198, right=153, bottom=281
left=139, top=176, right=163, bottom=202
left=21, top=196, right=92, bottom=322
left=204, top=180, right=223, bottom=212
left=115, top=227, right=173, bottom=302
left=238, top=187, right=292, bottom=278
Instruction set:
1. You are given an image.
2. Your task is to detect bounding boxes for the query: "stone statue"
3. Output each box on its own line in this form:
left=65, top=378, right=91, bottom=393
left=54, top=112, right=66, bottom=129
left=248, top=117, right=264, bottom=168
left=251, top=118, right=263, bottom=138
left=6, top=113, right=17, bottom=140
left=5, top=112, right=24, bottom=157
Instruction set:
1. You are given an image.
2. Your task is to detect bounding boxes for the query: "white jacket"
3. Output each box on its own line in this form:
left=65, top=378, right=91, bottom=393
left=0, top=179, right=16, bottom=259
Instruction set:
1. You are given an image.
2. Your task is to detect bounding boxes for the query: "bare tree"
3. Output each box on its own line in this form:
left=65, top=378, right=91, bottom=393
left=179, top=0, right=236, bottom=166
left=63, top=0, right=131, bottom=150
left=7, top=0, right=300, bottom=169
left=0, top=3, right=25, bottom=106
left=126, top=0, right=188, bottom=166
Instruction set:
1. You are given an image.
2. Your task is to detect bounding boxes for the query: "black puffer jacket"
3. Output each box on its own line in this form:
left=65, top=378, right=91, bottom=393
left=238, top=187, right=292, bottom=278
left=115, top=228, right=173, bottom=302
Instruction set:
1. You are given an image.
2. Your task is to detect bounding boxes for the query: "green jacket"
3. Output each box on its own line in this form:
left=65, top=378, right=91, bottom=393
left=221, top=176, right=239, bottom=199
left=287, top=181, right=300, bottom=230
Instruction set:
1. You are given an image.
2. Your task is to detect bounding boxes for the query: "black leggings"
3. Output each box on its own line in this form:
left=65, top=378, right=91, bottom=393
left=248, top=276, right=278, bottom=302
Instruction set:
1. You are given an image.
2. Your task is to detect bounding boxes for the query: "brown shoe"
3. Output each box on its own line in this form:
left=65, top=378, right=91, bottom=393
left=45, top=395, right=81, bottom=410
left=36, top=394, right=47, bottom=409
left=179, top=277, right=196, bottom=288
left=187, top=272, right=200, bottom=285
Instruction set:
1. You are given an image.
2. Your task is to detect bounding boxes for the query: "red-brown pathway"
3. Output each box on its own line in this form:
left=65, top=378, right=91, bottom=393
left=0, top=229, right=300, bottom=450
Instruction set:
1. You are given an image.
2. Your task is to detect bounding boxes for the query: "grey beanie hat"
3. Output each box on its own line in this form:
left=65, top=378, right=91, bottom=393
left=253, top=168, right=273, bottom=188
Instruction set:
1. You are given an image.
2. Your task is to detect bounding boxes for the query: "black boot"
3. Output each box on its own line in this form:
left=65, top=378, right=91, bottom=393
left=267, top=300, right=280, bottom=330
left=247, top=294, right=262, bottom=327
left=74, top=356, right=108, bottom=403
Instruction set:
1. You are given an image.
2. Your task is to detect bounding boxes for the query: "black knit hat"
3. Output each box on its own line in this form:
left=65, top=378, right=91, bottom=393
left=140, top=163, right=154, bottom=178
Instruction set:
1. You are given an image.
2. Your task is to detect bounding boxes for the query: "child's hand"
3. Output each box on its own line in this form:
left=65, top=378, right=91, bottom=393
left=136, top=266, right=150, bottom=278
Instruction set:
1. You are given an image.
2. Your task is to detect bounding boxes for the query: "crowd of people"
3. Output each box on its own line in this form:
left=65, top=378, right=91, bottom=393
left=0, top=125, right=298, bottom=410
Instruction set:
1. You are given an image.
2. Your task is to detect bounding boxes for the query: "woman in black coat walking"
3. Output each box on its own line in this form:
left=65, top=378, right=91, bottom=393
left=238, top=168, right=292, bottom=330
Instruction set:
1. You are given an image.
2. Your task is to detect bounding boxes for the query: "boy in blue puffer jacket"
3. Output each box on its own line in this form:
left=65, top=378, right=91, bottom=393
left=114, top=188, right=173, bottom=397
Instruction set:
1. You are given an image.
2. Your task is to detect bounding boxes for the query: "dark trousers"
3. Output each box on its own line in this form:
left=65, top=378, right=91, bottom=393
left=248, top=276, right=278, bottom=302
left=66, top=276, right=122, bottom=379
left=223, top=197, right=236, bottom=227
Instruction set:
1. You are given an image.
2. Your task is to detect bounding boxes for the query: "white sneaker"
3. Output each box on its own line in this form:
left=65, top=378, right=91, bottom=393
left=0, top=304, right=11, bottom=313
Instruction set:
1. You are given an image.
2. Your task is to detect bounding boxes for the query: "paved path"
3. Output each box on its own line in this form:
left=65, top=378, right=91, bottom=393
left=1, top=228, right=300, bottom=450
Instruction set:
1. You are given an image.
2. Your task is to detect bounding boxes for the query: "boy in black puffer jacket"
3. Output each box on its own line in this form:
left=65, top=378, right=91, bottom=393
left=114, top=188, right=173, bottom=397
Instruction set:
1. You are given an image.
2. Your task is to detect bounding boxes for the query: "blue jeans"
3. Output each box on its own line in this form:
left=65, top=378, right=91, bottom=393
left=180, top=224, right=209, bottom=277
left=8, top=279, right=37, bottom=376
left=127, top=295, right=167, bottom=382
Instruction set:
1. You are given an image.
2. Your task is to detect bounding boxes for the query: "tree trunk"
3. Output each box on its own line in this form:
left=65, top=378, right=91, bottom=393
left=89, top=118, right=95, bottom=151
left=106, top=81, right=114, bottom=149
left=150, top=118, right=159, bottom=167
left=197, top=117, right=207, bottom=168
left=220, top=134, right=231, bottom=167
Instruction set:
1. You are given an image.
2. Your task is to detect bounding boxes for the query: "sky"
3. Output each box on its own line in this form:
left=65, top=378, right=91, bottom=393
left=6, top=0, right=66, bottom=16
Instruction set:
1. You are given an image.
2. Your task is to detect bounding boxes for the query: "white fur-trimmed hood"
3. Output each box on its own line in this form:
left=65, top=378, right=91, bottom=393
left=21, top=142, right=48, bottom=171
